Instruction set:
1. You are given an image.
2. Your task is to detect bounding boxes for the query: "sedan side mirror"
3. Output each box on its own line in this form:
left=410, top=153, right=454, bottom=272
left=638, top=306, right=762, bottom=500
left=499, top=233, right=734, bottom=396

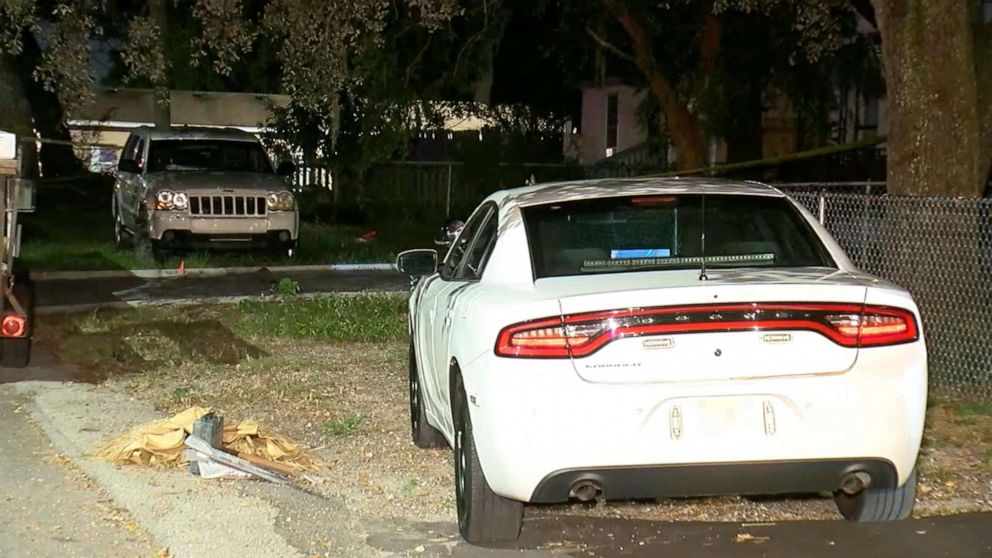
left=276, top=160, right=296, bottom=177
left=118, top=159, right=141, bottom=174
left=434, top=219, right=465, bottom=247
left=396, top=249, right=438, bottom=277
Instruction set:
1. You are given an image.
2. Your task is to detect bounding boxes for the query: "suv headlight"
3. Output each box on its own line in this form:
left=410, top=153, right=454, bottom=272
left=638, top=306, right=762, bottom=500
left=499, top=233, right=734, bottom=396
left=155, top=190, right=188, bottom=211
left=173, top=192, right=188, bottom=210
left=267, top=190, right=295, bottom=211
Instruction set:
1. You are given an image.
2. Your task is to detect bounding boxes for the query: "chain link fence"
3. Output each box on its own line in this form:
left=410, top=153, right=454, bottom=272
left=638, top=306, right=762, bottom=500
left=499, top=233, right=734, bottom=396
left=778, top=183, right=992, bottom=397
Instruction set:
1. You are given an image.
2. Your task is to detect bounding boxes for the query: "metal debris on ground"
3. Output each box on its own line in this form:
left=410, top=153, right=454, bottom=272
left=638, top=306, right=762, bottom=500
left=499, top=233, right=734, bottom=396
left=92, top=406, right=326, bottom=474
left=184, top=435, right=289, bottom=484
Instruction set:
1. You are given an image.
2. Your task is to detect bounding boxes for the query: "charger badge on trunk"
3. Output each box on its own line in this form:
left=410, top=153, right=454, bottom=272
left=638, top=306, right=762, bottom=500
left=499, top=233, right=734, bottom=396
left=761, top=333, right=793, bottom=344
left=641, top=338, right=674, bottom=350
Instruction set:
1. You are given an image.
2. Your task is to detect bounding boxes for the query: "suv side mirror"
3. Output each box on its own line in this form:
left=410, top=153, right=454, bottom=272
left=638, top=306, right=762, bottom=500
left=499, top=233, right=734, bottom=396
left=434, top=219, right=465, bottom=247
left=396, top=249, right=438, bottom=277
left=276, top=160, right=296, bottom=177
left=118, top=159, right=141, bottom=174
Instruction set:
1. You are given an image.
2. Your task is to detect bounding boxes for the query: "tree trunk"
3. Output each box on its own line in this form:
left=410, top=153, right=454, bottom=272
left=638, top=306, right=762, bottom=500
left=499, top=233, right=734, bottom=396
left=13, top=30, right=84, bottom=177
left=151, top=0, right=171, bottom=129
left=471, top=29, right=498, bottom=105
left=871, top=4, right=987, bottom=388
left=0, top=56, right=33, bottom=136
left=603, top=0, right=707, bottom=170
left=471, top=5, right=510, bottom=105
left=0, top=54, right=39, bottom=178
left=872, top=0, right=985, bottom=197
left=724, top=80, right=763, bottom=165
left=971, top=2, right=992, bottom=194
left=472, top=47, right=495, bottom=105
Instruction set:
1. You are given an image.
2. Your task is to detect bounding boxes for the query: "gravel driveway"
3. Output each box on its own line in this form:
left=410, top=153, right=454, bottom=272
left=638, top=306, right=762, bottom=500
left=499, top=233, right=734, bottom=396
left=25, top=297, right=992, bottom=556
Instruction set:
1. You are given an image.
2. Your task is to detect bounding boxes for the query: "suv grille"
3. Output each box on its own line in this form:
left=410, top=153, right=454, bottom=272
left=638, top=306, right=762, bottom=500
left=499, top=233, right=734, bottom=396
left=189, top=195, right=267, bottom=216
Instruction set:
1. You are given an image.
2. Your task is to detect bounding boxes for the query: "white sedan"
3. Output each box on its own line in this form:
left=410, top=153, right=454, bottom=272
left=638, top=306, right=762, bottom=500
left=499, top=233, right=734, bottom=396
left=396, top=178, right=927, bottom=544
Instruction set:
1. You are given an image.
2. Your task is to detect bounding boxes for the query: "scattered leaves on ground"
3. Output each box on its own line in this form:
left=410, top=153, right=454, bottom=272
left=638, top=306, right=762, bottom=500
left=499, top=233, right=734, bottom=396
left=43, top=297, right=992, bottom=524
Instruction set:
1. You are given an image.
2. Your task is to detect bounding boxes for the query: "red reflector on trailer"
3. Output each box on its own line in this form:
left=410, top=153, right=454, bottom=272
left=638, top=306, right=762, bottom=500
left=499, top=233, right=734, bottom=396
left=1, top=314, right=25, bottom=337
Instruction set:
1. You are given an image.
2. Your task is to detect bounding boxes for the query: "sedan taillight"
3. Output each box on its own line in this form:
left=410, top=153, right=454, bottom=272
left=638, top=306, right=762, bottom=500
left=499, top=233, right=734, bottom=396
left=823, top=310, right=917, bottom=347
left=495, top=303, right=919, bottom=358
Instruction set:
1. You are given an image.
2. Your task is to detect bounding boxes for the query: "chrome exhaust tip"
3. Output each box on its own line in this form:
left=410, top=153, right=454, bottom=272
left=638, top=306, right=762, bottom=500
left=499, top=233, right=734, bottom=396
left=840, top=471, right=873, bottom=495
left=570, top=479, right=602, bottom=502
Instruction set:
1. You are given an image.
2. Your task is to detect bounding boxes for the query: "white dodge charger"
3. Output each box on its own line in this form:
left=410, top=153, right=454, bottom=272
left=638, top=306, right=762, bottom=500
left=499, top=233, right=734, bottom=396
left=396, top=178, right=927, bottom=544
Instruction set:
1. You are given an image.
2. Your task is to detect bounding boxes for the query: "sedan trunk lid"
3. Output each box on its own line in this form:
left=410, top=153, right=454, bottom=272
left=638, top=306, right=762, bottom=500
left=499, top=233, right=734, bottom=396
left=534, top=267, right=874, bottom=383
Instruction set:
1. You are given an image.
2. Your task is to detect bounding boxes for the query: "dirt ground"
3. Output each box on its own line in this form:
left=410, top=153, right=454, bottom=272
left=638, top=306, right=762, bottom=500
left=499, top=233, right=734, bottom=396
left=39, top=300, right=992, bottom=529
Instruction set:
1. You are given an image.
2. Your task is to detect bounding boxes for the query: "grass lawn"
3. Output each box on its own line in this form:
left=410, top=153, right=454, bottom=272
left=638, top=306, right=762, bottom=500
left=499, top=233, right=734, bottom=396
left=19, top=182, right=437, bottom=271
left=38, top=294, right=992, bottom=523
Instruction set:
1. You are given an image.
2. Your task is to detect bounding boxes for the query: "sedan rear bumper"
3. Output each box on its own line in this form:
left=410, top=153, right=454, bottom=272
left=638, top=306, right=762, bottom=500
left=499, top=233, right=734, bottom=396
left=459, top=342, right=927, bottom=504
left=529, top=458, right=897, bottom=503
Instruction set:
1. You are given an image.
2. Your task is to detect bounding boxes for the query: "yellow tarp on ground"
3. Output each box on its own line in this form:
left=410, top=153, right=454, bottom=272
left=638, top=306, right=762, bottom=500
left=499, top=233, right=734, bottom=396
left=93, top=406, right=324, bottom=472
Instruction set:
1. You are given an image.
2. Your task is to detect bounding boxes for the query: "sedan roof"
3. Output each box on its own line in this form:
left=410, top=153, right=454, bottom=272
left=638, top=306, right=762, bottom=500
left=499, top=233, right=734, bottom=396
left=491, top=177, right=783, bottom=211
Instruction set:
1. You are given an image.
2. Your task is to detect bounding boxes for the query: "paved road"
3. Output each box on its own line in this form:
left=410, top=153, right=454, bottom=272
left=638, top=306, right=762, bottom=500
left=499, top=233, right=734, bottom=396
left=35, top=268, right=409, bottom=312
left=0, top=391, right=159, bottom=557
left=511, top=512, right=992, bottom=557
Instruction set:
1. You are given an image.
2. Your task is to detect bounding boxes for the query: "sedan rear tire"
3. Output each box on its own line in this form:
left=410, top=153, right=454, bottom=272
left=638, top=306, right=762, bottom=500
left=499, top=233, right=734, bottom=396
left=409, top=342, right=445, bottom=449
left=454, top=389, right=523, bottom=544
left=834, top=469, right=917, bottom=521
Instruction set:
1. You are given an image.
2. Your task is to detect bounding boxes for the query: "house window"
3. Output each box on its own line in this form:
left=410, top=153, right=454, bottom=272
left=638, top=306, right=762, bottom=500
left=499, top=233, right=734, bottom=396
left=985, top=0, right=992, bottom=23
left=606, top=93, right=619, bottom=156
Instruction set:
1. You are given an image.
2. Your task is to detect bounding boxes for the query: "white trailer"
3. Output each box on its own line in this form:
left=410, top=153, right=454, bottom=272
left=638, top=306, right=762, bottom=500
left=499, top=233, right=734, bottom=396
left=0, top=130, right=35, bottom=367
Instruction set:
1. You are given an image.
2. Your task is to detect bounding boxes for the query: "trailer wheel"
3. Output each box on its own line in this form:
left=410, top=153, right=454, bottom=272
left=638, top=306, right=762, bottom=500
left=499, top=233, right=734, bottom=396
left=1, top=337, right=30, bottom=368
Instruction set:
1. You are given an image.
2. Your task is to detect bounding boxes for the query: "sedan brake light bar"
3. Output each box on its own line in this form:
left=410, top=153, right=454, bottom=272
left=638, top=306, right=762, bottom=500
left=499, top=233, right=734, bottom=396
left=494, top=303, right=919, bottom=358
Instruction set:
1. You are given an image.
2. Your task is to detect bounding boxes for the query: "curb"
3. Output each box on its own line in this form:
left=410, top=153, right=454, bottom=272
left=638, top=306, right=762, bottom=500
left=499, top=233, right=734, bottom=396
left=29, top=263, right=396, bottom=281
left=34, top=289, right=405, bottom=315
left=12, top=383, right=311, bottom=558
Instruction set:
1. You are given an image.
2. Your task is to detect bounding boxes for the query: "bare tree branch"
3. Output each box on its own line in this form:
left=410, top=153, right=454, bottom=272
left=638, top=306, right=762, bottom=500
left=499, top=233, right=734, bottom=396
left=584, top=25, right=635, bottom=64
left=404, top=35, right=433, bottom=87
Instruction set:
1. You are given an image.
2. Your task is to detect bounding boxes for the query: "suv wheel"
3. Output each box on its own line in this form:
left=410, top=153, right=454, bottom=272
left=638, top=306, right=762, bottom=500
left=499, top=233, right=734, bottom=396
left=834, top=469, right=917, bottom=521
left=409, top=342, right=445, bottom=449
left=453, top=387, right=523, bottom=544
left=113, top=202, right=131, bottom=250
left=133, top=207, right=166, bottom=263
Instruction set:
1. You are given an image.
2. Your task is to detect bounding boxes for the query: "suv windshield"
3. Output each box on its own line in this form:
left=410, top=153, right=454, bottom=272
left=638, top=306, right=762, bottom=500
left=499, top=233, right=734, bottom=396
left=147, top=140, right=273, bottom=173
left=522, top=194, right=833, bottom=279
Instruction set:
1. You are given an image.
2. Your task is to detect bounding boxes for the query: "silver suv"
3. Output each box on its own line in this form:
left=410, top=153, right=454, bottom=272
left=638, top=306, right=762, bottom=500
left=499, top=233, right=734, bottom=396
left=113, top=127, right=299, bottom=256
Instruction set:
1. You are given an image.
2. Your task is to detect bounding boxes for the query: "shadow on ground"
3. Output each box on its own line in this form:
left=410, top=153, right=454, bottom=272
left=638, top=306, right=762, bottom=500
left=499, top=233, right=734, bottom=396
left=26, top=317, right=265, bottom=383
left=367, top=511, right=992, bottom=557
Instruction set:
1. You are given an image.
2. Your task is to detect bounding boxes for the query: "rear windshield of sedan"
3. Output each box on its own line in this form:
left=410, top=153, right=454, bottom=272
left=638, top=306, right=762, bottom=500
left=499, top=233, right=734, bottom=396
left=521, top=194, right=834, bottom=278
left=147, top=140, right=273, bottom=173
